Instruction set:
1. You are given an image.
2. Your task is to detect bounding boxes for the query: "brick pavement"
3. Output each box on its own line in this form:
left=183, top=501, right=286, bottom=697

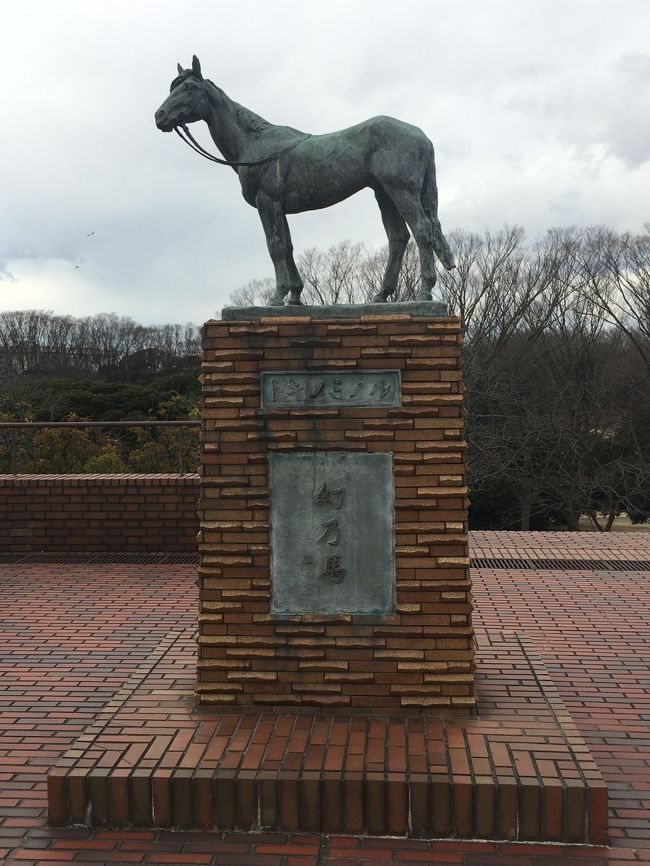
left=1, top=532, right=649, bottom=864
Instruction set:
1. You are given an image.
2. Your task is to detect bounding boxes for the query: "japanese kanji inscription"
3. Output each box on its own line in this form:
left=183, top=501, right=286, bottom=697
left=269, top=452, right=395, bottom=615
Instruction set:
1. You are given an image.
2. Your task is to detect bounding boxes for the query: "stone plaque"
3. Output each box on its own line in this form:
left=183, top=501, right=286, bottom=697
left=269, top=452, right=395, bottom=615
left=261, top=370, right=400, bottom=409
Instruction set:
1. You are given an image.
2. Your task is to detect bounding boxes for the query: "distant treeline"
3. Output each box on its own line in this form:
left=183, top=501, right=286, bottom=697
left=232, top=226, right=650, bottom=529
left=0, top=311, right=201, bottom=379
left=1, top=225, right=649, bottom=530
left=0, top=312, right=202, bottom=470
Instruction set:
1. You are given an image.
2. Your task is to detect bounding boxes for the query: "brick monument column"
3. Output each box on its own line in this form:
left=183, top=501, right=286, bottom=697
left=197, top=304, right=474, bottom=714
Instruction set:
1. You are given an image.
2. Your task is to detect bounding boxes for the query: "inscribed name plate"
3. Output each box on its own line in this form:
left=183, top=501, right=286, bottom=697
left=261, top=370, right=400, bottom=408
left=269, top=452, right=395, bottom=615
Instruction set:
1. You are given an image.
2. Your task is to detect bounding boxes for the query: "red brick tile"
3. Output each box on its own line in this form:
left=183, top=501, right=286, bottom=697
left=6, top=528, right=650, bottom=860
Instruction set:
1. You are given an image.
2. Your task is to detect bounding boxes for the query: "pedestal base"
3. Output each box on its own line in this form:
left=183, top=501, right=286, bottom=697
left=47, top=627, right=607, bottom=844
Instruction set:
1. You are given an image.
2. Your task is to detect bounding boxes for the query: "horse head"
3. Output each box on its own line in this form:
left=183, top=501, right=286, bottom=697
left=155, top=56, right=208, bottom=132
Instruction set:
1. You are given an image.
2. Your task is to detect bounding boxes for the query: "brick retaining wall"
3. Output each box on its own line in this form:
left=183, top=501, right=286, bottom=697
left=0, top=473, right=200, bottom=553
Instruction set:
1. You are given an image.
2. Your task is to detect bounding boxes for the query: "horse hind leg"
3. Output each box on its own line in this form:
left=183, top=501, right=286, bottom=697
left=421, top=154, right=455, bottom=271
left=383, top=187, right=439, bottom=301
left=372, top=188, right=410, bottom=302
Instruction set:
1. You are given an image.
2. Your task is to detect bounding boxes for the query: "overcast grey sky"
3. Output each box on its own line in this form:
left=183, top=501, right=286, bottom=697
left=1, top=0, right=649, bottom=324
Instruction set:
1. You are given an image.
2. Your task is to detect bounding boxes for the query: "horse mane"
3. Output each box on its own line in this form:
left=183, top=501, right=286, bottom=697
left=204, top=79, right=271, bottom=137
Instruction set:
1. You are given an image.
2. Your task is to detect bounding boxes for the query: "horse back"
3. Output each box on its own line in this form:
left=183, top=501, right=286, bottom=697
left=239, top=116, right=433, bottom=213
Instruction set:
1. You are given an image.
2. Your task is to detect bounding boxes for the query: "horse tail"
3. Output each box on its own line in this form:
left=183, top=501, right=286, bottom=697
left=422, top=147, right=455, bottom=270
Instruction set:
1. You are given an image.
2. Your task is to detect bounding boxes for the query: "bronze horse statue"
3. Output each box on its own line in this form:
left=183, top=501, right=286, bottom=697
left=155, top=56, right=455, bottom=306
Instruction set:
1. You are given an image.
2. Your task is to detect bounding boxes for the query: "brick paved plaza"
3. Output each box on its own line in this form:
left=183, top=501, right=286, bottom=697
left=1, top=531, right=649, bottom=864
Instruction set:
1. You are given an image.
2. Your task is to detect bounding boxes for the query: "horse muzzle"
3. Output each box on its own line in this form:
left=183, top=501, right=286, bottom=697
left=155, top=109, right=176, bottom=132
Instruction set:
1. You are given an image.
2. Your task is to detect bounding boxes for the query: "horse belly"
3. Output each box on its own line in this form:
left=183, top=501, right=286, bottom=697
left=280, top=151, right=370, bottom=213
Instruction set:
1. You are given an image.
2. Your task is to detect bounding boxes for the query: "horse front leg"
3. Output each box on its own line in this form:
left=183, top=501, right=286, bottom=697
left=256, top=192, right=303, bottom=305
left=280, top=214, right=304, bottom=305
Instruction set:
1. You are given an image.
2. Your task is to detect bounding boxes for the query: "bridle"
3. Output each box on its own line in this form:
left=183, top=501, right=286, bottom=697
left=171, top=79, right=311, bottom=168
left=175, top=124, right=311, bottom=167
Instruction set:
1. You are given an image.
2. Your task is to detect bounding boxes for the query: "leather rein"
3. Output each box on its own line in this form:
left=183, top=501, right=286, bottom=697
left=175, top=124, right=311, bottom=168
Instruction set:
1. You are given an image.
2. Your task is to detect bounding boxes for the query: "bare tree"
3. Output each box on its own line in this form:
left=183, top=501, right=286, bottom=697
left=0, top=310, right=201, bottom=380
left=228, top=277, right=275, bottom=307
left=568, top=226, right=650, bottom=370
left=298, top=241, right=366, bottom=305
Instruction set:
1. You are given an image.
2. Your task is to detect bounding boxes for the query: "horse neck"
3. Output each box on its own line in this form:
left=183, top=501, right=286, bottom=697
left=203, top=81, right=271, bottom=162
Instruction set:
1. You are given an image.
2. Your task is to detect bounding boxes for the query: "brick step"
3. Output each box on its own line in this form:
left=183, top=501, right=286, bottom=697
left=47, top=629, right=607, bottom=844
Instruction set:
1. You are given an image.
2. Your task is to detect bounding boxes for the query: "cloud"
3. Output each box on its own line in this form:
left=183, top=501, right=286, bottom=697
left=1, top=0, right=649, bottom=322
left=614, top=52, right=650, bottom=79
left=0, top=263, right=16, bottom=282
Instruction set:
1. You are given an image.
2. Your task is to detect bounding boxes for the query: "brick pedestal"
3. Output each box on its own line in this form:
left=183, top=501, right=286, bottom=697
left=45, top=374, right=609, bottom=839
left=198, top=306, right=475, bottom=714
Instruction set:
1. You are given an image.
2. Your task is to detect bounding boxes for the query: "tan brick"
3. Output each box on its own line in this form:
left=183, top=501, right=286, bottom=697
left=226, top=671, right=277, bottom=681
left=196, top=693, right=237, bottom=704
left=400, top=696, right=450, bottom=707
left=397, top=662, right=448, bottom=671
left=437, top=556, right=471, bottom=567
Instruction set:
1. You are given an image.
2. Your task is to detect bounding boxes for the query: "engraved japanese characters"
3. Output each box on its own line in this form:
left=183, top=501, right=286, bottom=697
left=269, top=453, right=395, bottom=615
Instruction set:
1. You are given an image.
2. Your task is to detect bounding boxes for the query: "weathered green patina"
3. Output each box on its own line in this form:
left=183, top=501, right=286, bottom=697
left=155, top=56, right=455, bottom=305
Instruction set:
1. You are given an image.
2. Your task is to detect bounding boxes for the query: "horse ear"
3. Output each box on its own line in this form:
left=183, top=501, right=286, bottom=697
left=192, top=55, right=203, bottom=79
left=177, top=63, right=183, bottom=75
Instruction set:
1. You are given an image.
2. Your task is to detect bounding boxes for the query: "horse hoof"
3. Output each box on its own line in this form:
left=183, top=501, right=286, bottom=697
left=416, top=291, right=433, bottom=302
left=371, top=293, right=388, bottom=303
left=286, top=296, right=304, bottom=306
left=267, top=297, right=286, bottom=306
